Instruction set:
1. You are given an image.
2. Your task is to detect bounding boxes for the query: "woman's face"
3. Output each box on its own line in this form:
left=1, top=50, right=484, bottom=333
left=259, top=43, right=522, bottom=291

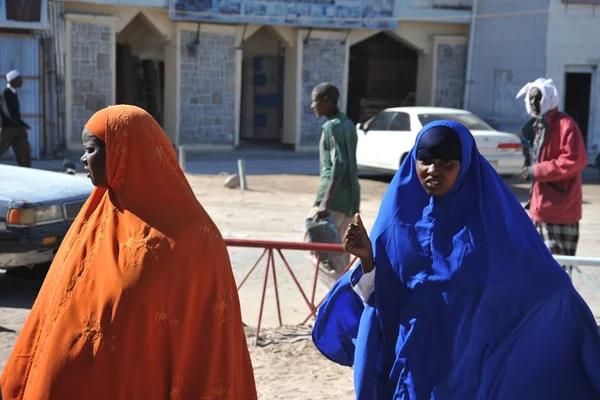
left=416, top=158, right=460, bottom=196
left=81, top=129, right=107, bottom=187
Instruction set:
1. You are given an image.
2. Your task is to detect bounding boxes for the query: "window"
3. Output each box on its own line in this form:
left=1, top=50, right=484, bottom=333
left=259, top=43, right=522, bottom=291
left=417, top=113, right=494, bottom=131
left=366, top=112, right=395, bottom=131
left=388, top=112, right=411, bottom=131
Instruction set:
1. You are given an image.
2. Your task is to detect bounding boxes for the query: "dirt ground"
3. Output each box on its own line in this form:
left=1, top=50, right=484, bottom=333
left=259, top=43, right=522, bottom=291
left=2, top=172, right=600, bottom=399
left=187, top=174, right=382, bottom=400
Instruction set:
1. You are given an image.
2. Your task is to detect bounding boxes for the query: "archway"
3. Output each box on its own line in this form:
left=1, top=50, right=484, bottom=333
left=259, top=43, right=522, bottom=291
left=240, top=26, right=287, bottom=147
left=116, top=13, right=166, bottom=125
left=347, top=32, right=418, bottom=124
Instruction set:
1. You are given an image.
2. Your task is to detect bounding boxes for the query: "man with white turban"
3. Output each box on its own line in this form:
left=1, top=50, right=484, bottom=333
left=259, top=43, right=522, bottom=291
left=516, top=78, right=587, bottom=263
left=0, top=70, right=32, bottom=167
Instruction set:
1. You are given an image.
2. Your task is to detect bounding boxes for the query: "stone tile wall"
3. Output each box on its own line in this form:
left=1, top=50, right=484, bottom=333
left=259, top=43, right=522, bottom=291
left=434, top=43, right=467, bottom=109
left=179, top=30, right=236, bottom=146
left=70, top=22, right=113, bottom=144
left=300, top=38, right=346, bottom=145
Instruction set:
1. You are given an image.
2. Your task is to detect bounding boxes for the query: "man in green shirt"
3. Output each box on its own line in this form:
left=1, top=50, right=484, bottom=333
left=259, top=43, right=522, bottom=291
left=307, top=82, right=361, bottom=281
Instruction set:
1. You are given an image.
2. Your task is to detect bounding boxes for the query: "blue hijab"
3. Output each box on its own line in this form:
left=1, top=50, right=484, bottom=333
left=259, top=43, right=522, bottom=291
left=312, top=121, right=600, bottom=399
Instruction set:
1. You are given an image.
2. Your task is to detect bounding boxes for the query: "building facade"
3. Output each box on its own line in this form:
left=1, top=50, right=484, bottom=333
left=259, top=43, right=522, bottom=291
left=465, top=0, right=600, bottom=163
left=54, top=0, right=471, bottom=153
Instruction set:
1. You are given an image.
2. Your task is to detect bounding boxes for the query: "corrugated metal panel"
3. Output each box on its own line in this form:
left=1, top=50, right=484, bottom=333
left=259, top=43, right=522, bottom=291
left=0, top=35, right=42, bottom=159
left=48, top=2, right=65, bottom=76
left=46, top=1, right=67, bottom=156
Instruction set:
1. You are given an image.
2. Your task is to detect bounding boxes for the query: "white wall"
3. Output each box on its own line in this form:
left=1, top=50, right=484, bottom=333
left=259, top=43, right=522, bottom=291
left=465, top=0, right=549, bottom=132
left=546, top=1, right=600, bottom=155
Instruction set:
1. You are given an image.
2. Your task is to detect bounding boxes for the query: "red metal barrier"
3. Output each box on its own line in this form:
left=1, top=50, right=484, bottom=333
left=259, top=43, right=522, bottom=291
left=225, top=238, right=357, bottom=343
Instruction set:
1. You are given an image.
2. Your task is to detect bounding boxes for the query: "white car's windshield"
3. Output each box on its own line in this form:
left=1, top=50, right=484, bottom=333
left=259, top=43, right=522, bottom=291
left=418, top=113, right=494, bottom=131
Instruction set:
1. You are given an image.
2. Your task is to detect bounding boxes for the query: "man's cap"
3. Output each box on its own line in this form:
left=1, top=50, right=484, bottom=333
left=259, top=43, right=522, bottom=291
left=6, top=70, right=20, bottom=82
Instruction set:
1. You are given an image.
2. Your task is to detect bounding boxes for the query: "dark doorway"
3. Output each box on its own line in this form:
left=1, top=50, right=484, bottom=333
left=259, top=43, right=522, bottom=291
left=564, top=72, right=592, bottom=146
left=116, top=44, right=165, bottom=126
left=115, top=13, right=166, bottom=126
left=347, top=32, right=418, bottom=124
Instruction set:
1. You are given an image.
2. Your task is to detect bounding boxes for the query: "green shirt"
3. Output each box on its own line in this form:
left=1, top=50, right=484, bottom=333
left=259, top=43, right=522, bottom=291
left=315, top=112, right=361, bottom=216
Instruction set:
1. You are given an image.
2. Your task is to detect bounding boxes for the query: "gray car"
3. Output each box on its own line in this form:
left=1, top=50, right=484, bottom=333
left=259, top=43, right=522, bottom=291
left=0, top=165, right=93, bottom=274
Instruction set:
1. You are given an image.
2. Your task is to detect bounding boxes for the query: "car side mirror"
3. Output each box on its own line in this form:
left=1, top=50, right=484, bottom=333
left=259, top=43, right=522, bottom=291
left=358, top=122, right=368, bottom=132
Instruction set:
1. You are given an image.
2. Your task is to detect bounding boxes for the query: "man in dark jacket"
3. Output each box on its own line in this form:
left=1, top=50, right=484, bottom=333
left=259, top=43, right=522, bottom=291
left=0, top=70, right=32, bottom=167
left=517, top=78, right=587, bottom=258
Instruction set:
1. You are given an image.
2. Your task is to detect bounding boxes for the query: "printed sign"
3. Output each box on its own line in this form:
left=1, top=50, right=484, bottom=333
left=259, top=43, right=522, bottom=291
left=170, top=0, right=397, bottom=30
left=0, top=0, right=47, bottom=29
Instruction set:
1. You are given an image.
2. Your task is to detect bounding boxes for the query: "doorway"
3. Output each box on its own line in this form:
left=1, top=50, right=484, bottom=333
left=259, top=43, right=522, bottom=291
left=116, top=13, right=165, bottom=126
left=564, top=71, right=593, bottom=146
left=347, top=32, right=418, bottom=124
left=240, top=27, right=286, bottom=147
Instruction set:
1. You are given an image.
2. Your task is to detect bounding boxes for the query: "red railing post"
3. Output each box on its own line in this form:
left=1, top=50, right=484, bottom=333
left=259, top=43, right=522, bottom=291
left=236, top=248, right=268, bottom=291
left=310, top=252, right=321, bottom=307
left=254, top=249, right=272, bottom=345
left=301, top=256, right=358, bottom=325
left=275, top=249, right=317, bottom=318
left=270, top=249, right=283, bottom=327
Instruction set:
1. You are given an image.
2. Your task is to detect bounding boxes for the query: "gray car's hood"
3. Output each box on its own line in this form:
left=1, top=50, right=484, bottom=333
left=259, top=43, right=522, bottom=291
left=0, top=164, right=93, bottom=204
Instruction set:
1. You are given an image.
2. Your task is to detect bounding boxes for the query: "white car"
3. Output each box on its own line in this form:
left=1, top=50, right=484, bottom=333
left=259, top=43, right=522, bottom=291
left=356, top=107, right=525, bottom=176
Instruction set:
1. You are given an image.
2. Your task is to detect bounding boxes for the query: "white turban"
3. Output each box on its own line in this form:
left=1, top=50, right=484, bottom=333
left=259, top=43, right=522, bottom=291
left=516, top=77, right=559, bottom=118
left=5, top=70, right=20, bottom=82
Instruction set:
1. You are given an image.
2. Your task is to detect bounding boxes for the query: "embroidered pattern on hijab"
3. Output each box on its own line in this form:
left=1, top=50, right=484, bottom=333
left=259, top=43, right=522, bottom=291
left=312, top=120, right=600, bottom=400
left=516, top=77, right=559, bottom=118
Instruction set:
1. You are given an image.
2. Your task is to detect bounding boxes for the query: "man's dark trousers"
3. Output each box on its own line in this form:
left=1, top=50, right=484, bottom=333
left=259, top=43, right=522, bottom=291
left=0, top=126, right=32, bottom=167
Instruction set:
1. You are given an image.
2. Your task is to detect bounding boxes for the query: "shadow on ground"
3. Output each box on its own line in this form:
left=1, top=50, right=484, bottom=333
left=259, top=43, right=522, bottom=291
left=0, top=272, right=44, bottom=309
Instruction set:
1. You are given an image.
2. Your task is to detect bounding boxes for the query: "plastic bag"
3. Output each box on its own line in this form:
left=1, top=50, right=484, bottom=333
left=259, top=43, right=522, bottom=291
left=305, top=214, right=342, bottom=261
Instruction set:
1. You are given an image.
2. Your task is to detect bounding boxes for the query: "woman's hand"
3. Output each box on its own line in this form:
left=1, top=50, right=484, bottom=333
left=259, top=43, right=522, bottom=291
left=343, top=213, right=375, bottom=273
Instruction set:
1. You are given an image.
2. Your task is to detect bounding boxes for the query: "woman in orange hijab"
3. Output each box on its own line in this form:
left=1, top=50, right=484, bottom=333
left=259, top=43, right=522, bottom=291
left=1, top=105, right=257, bottom=400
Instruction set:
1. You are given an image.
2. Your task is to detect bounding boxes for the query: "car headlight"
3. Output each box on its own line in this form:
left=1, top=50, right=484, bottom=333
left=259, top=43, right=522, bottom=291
left=7, top=204, right=65, bottom=227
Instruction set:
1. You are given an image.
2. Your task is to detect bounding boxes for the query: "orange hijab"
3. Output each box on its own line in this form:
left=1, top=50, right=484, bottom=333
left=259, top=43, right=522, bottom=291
left=1, top=105, right=256, bottom=400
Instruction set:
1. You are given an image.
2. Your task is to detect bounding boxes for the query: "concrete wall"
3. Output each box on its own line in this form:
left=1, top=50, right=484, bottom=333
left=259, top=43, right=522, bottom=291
left=433, top=36, right=468, bottom=108
left=465, top=0, right=549, bottom=132
left=387, top=21, right=470, bottom=107
left=546, top=0, right=600, bottom=154
left=178, top=30, right=236, bottom=146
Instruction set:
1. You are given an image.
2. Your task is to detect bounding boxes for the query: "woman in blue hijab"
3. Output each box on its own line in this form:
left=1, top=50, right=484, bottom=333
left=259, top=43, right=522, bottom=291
left=312, top=120, right=600, bottom=399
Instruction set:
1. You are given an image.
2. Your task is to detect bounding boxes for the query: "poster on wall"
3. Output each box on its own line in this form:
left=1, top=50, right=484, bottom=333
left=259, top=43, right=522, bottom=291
left=169, top=0, right=397, bottom=30
left=0, top=0, right=47, bottom=29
